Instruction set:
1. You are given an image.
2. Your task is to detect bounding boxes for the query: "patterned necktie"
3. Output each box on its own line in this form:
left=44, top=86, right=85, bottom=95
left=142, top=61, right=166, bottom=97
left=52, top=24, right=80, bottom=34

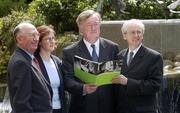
left=127, top=51, right=134, bottom=66
left=32, top=58, right=41, bottom=71
left=91, top=44, right=98, bottom=62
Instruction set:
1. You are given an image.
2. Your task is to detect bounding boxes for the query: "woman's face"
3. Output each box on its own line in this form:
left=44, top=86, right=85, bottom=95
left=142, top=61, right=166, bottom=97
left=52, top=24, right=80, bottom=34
left=39, top=32, right=56, bottom=53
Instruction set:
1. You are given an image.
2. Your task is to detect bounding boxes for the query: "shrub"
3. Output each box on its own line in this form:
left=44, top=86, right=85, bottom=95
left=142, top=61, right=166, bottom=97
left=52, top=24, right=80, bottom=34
left=0, top=0, right=28, bottom=17
left=28, top=0, right=95, bottom=33
left=55, top=32, right=79, bottom=56
left=0, top=46, right=10, bottom=82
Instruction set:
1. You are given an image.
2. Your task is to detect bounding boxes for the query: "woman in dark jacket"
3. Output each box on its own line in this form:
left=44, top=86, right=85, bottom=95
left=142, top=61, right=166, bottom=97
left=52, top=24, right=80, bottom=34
left=35, top=25, right=67, bottom=113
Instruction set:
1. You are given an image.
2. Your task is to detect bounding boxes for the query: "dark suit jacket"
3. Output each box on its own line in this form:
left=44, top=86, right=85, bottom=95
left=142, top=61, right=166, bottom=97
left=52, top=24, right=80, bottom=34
left=7, top=47, right=52, bottom=113
left=115, top=45, right=163, bottom=113
left=62, top=38, right=119, bottom=113
left=35, top=53, right=67, bottom=113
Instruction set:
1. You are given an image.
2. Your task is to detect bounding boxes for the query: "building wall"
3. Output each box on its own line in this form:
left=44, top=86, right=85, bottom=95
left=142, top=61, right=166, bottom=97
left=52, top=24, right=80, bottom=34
left=100, top=19, right=180, bottom=57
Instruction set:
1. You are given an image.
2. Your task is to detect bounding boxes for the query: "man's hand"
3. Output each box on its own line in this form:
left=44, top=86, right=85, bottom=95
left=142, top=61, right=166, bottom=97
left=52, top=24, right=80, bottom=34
left=83, top=83, right=97, bottom=95
left=112, top=75, right=128, bottom=85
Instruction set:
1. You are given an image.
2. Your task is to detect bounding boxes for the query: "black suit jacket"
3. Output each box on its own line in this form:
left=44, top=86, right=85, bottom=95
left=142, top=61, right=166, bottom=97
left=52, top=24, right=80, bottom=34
left=35, top=53, right=67, bottom=113
left=115, top=45, right=163, bottom=113
left=62, top=38, right=119, bottom=113
left=7, top=47, right=52, bottom=113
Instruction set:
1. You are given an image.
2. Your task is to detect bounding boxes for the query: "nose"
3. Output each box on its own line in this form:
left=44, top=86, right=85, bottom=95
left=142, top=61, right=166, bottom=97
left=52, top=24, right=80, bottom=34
left=134, top=32, right=139, bottom=37
left=90, top=25, right=95, bottom=30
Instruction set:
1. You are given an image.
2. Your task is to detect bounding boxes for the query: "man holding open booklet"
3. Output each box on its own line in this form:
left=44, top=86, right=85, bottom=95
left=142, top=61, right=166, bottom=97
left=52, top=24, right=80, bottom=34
left=62, top=10, right=119, bottom=113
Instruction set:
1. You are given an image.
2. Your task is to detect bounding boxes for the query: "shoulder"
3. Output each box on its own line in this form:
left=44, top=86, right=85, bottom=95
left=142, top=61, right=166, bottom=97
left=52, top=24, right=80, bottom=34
left=62, top=41, right=80, bottom=58
left=100, top=37, right=119, bottom=47
left=63, top=40, right=81, bottom=52
left=144, top=46, right=161, bottom=57
left=117, top=49, right=127, bottom=58
left=8, top=50, right=31, bottom=71
left=143, top=46, right=163, bottom=62
left=51, top=55, right=62, bottom=64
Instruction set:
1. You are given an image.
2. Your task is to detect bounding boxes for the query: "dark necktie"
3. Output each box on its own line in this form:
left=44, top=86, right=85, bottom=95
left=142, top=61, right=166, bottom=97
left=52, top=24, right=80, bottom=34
left=91, top=44, right=98, bottom=62
left=127, top=51, right=134, bottom=66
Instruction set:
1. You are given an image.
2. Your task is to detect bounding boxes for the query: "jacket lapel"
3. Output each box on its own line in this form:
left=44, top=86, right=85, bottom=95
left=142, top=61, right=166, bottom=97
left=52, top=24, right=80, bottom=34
left=127, top=45, right=146, bottom=71
left=17, top=47, right=51, bottom=87
left=36, top=54, right=51, bottom=84
left=31, top=63, right=51, bottom=86
left=51, top=56, right=64, bottom=88
left=98, top=38, right=107, bottom=62
left=78, top=39, right=92, bottom=60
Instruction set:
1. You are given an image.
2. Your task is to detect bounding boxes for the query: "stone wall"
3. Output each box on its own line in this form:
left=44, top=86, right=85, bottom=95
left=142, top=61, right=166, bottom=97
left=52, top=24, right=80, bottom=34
left=100, top=19, right=180, bottom=57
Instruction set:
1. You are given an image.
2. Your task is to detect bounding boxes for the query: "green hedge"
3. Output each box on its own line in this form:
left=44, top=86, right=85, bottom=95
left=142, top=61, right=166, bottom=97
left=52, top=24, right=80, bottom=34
left=28, top=0, right=96, bottom=33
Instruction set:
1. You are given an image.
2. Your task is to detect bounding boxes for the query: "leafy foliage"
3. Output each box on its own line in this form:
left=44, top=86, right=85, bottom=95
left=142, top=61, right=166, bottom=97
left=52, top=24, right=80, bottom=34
left=55, top=32, right=79, bottom=56
left=0, top=0, right=28, bottom=17
left=98, top=0, right=180, bottom=20
left=28, top=0, right=95, bottom=33
left=0, top=46, right=10, bottom=81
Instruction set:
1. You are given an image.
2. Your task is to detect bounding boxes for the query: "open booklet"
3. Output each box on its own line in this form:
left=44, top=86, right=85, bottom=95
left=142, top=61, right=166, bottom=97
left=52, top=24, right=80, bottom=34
left=74, top=55, right=122, bottom=86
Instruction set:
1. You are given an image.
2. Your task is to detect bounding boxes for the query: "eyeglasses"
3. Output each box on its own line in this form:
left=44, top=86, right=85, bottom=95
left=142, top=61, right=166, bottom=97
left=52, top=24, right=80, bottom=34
left=20, top=32, right=40, bottom=38
left=126, top=30, right=142, bottom=36
left=86, top=22, right=100, bottom=29
left=42, top=37, right=56, bottom=42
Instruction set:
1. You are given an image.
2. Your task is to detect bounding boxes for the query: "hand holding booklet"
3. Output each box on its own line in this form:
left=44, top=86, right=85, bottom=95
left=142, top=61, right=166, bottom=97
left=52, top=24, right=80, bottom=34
left=74, top=55, right=122, bottom=86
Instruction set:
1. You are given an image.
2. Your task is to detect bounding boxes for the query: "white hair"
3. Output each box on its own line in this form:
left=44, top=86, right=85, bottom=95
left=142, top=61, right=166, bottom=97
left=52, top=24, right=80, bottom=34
left=13, top=21, right=34, bottom=38
left=121, top=19, right=145, bottom=34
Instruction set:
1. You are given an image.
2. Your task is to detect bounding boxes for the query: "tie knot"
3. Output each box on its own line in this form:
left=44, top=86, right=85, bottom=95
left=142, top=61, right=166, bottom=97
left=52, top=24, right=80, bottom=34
left=130, top=51, right=134, bottom=57
left=91, top=44, right=95, bottom=49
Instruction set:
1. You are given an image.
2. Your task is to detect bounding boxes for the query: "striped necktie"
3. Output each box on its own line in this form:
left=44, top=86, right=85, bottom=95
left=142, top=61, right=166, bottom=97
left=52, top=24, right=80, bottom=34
left=91, top=44, right=98, bottom=62
left=32, top=57, right=41, bottom=71
left=127, top=51, right=134, bottom=66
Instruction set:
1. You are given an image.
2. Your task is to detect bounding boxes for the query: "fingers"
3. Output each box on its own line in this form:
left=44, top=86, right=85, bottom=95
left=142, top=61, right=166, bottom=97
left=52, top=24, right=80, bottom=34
left=84, top=83, right=97, bottom=94
left=112, top=75, right=128, bottom=85
left=112, top=75, right=121, bottom=84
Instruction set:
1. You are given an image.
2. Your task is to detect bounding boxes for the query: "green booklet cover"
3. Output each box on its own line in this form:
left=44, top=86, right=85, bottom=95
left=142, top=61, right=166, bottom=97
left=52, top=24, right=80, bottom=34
left=74, top=55, right=122, bottom=86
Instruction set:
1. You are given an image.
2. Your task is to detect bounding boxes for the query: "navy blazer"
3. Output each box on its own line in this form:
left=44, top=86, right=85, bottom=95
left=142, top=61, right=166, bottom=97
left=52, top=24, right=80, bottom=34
left=62, top=38, right=119, bottom=113
left=35, top=53, right=67, bottom=113
left=7, top=47, right=52, bottom=113
left=115, top=45, right=163, bottom=113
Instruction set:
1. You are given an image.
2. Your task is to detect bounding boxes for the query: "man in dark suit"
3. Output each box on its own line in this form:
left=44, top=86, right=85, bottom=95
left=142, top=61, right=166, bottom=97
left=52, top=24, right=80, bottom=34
left=61, top=10, right=119, bottom=113
left=112, top=19, right=163, bottom=113
left=7, top=22, right=52, bottom=113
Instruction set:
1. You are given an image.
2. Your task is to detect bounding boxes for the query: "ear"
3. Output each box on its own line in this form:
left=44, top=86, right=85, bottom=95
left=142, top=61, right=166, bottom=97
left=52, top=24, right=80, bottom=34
left=122, top=33, right=127, bottom=40
left=16, top=36, right=23, bottom=44
left=79, top=25, right=84, bottom=35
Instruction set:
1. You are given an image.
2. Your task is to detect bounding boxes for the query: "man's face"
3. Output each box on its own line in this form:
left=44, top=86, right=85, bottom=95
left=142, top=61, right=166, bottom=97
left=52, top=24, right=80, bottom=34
left=123, top=24, right=143, bottom=48
left=79, top=14, right=100, bottom=43
left=17, top=25, right=40, bottom=54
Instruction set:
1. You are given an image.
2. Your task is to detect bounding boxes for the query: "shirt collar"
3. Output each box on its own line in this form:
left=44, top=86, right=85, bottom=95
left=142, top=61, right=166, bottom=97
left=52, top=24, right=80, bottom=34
left=83, top=38, right=100, bottom=56
left=128, top=43, right=142, bottom=57
left=19, top=47, right=34, bottom=60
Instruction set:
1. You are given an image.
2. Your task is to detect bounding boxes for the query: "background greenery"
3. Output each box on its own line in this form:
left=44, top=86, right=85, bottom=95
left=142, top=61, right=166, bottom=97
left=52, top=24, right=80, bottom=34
left=0, top=0, right=180, bottom=82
